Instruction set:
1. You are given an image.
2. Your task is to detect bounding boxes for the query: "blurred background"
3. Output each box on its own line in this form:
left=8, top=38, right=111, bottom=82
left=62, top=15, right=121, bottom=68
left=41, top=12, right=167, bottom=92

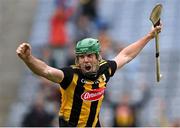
left=0, top=0, right=180, bottom=127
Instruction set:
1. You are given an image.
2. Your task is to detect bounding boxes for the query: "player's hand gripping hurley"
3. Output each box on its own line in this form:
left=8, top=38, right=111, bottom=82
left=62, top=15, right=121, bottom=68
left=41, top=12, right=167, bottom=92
left=150, top=3, right=163, bottom=82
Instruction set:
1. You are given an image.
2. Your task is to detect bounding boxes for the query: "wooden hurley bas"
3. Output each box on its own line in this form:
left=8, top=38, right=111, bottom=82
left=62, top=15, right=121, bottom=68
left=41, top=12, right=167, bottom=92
left=149, top=3, right=163, bottom=82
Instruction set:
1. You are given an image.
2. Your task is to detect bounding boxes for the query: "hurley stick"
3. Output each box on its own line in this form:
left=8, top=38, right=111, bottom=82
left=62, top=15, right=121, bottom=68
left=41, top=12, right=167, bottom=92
left=150, top=3, right=163, bottom=82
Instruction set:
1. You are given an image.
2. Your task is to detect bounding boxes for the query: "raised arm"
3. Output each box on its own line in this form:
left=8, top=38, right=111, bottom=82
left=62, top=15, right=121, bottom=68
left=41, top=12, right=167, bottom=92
left=113, top=25, right=162, bottom=69
left=16, top=43, right=64, bottom=83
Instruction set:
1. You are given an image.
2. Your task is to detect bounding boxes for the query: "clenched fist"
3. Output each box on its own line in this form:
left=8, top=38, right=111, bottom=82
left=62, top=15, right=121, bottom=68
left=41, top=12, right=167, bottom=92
left=16, top=43, right=31, bottom=61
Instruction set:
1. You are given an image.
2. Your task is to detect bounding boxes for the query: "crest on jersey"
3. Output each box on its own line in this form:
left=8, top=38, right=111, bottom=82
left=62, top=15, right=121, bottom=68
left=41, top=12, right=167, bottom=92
left=101, top=74, right=106, bottom=81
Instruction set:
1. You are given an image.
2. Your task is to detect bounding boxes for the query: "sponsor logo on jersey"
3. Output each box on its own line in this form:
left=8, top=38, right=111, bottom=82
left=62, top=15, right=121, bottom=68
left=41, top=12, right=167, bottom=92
left=81, top=88, right=105, bottom=101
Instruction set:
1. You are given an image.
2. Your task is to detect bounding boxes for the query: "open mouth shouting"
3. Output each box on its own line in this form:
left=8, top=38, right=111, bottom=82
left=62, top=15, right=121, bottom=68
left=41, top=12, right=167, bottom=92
left=84, top=64, right=92, bottom=72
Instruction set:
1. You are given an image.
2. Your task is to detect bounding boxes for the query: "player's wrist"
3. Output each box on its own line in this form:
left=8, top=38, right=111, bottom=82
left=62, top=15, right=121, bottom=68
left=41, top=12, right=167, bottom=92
left=147, top=32, right=155, bottom=40
left=23, top=54, right=32, bottom=63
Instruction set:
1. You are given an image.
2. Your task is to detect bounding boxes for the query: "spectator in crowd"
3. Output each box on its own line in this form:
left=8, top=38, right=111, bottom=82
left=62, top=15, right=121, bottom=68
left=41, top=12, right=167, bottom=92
left=112, top=84, right=150, bottom=127
left=21, top=93, right=55, bottom=127
left=48, top=0, right=75, bottom=68
left=79, top=0, right=98, bottom=22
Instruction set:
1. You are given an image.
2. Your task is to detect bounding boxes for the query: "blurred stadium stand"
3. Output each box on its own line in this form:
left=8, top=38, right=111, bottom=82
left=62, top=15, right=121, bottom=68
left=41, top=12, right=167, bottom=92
left=0, top=0, right=38, bottom=126
left=0, top=0, right=180, bottom=127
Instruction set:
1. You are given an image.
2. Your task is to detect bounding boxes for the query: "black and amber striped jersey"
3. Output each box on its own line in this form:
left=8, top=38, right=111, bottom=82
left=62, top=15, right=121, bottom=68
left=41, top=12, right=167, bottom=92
left=59, top=60, right=117, bottom=127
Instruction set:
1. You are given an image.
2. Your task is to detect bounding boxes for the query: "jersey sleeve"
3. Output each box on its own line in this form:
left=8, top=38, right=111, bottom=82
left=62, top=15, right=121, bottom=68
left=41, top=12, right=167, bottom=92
left=107, top=60, right=117, bottom=76
left=59, top=67, right=74, bottom=89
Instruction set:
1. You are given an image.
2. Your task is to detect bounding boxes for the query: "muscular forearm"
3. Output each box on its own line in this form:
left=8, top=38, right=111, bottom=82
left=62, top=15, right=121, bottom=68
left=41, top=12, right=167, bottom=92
left=113, top=34, right=153, bottom=69
left=122, top=25, right=161, bottom=61
left=23, top=55, right=48, bottom=77
left=122, top=34, right=152, bottom=61
left=113, top=25, right=162, bottom=69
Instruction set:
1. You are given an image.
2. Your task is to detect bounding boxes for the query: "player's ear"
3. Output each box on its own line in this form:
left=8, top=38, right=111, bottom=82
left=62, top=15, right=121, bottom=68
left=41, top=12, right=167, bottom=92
left=75, top=57, right=79, bottom=66
left=98, top=55, right=102, bottom=62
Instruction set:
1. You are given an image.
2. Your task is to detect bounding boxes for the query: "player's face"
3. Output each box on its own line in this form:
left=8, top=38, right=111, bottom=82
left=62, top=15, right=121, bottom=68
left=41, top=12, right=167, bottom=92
left=77, top=53, right=99, bottom=74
